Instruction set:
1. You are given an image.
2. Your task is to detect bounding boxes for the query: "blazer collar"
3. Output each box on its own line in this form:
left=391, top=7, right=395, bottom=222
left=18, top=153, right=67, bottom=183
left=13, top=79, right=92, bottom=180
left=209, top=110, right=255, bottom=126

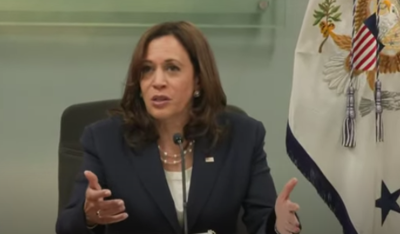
left=187, top=136, right=228, bottom=230
left=127, top=135, right=228, bottom=233
left=128, top=142, right=181, bottom=233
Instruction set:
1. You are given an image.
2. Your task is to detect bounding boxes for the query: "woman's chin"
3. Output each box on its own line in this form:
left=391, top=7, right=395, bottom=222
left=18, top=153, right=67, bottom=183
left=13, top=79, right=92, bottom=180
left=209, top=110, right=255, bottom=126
left=147, top=109, right=173, bottom=121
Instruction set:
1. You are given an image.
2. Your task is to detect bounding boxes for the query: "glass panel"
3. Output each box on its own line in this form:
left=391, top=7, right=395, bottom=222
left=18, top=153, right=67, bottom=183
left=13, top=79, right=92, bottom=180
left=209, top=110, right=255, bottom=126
left=0, top=0, right=286, bottom=28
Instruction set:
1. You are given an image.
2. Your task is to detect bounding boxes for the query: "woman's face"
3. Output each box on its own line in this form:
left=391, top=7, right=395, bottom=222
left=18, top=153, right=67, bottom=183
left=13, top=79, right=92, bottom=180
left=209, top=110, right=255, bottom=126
left=140, top=35, right=198, bottom=122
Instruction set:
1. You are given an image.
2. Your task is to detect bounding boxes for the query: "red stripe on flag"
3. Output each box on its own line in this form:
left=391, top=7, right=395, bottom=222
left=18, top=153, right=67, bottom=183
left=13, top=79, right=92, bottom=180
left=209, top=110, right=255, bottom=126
left=363, top=57, right=376, bottom=70
left=353, top=26, right=368, bottom=52
left=354, top=37, right=374, bottom=61
left=354, top=25, right=367, bottom=42
left=351, top=23, right=377, bottom=71
left=354, top=30, right=374, bottom=55
left=354, top=37, right=375, bottom=64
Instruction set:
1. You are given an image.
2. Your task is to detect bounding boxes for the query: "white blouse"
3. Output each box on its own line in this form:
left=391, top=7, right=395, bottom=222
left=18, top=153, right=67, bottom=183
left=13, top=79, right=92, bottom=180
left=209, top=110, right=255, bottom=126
left=164, top=168, right=193, bottom=227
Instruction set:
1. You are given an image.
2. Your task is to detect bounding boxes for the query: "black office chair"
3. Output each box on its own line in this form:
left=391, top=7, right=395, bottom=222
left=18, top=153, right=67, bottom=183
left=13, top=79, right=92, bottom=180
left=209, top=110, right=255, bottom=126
left=58, top=99, right=248, bottom=234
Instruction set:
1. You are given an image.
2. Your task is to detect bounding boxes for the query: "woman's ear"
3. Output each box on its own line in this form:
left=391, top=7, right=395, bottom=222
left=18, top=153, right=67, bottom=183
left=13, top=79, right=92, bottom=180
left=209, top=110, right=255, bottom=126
left=194, top=76, right=200, bottom=90
left=193, top=76, right=201, bottom=98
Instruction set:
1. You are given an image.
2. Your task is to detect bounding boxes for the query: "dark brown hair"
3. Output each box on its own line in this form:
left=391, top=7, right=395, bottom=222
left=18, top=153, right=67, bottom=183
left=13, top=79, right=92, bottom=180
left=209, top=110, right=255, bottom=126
left=110, top=21, right=227, bottom=149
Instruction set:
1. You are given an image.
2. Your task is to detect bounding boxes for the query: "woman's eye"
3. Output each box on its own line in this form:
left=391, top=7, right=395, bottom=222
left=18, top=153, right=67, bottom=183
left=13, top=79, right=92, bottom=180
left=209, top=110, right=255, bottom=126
left=167, top=65, right=180, bottom=72
left=141, top=66, right=152, bottom=74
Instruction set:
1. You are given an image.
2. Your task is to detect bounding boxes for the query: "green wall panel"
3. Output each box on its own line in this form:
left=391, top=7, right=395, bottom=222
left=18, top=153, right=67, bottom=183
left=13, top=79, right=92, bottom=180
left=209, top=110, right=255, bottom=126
left=0, top=0, right=286, bottom=28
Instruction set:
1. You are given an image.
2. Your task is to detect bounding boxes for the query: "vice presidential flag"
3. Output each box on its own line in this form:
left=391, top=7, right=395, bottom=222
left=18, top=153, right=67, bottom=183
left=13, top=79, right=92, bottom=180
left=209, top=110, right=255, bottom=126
left=286, top=0, right=400, bottom=233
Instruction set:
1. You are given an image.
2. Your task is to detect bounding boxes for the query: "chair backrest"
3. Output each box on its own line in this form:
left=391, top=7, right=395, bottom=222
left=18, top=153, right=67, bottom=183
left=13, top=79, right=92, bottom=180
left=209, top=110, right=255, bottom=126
left=58, top=99, right=248, bottom=233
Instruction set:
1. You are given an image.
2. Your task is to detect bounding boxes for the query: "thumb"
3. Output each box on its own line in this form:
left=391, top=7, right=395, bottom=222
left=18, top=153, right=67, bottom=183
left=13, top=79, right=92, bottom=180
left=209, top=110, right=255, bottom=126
left=279, top=178, right=298, bottom=200
left=84, top=170, right=101, bottom=190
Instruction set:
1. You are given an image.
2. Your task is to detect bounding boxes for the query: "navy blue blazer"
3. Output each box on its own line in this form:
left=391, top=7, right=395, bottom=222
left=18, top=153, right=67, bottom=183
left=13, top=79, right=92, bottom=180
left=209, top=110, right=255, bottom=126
left=55, top=112, right=278, bottom=234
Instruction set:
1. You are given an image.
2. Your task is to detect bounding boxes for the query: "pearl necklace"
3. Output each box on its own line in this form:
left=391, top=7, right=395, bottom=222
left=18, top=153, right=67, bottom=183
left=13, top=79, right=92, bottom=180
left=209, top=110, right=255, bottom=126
left=159, top=141, right=194, bottom=165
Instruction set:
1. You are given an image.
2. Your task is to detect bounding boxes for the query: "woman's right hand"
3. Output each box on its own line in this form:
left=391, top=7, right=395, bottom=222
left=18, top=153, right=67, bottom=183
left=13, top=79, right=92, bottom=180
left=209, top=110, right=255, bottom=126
left=84, top=170, right=128, bottom=226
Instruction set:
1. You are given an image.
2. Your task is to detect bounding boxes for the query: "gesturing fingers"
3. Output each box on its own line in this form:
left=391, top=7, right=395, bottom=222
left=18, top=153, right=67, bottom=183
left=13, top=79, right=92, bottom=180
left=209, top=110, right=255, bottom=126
left=278, top=214, right=300, bottom=234
left=98, top=212, right=129, bottom=224
left=98, top=199, right=125, bottom=217
left=86, top=188, right=111, bottom=201
left=276, top=199, right=301, bottom=234
left=286, top=201, right=300, bottom=213
left=283, top=221, right=300, bottom=234
left=85, top=170, right=101, bottom=190
left=275, top=179, right=301, bottom=234
left=288, top=212, right=300, bottom=229
left=96, top=199, right=128, bottom=224
left=82, top=171, right=128, bottom=226
left=278, top=178, right=298, bottom=201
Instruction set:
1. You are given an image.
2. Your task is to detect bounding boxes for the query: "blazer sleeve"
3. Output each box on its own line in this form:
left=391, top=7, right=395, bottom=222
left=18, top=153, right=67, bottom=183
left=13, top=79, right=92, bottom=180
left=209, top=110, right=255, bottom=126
left=241, top=121, right=278, bottom=234
left=56, top=126, right=106, bottom=234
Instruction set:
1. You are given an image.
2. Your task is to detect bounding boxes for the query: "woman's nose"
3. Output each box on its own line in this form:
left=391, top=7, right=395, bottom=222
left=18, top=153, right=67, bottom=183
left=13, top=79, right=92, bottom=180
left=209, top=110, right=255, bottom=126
left=152, top=69, right=167, bottom=89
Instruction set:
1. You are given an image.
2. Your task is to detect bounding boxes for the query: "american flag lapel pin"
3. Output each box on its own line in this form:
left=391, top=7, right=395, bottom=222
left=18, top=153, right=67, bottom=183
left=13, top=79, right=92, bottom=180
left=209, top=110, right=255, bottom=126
left=205, top=156, right=214, bottom=163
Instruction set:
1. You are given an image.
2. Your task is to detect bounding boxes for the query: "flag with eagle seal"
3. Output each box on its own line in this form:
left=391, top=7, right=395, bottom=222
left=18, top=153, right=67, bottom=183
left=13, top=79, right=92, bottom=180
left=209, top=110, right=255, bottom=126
left=286, top=0, right=400, bottom=233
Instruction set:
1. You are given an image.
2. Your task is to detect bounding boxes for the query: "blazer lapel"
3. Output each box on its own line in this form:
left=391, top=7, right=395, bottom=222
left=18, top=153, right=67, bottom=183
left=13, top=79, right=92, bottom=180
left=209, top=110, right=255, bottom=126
left=187, top=136, right=229, bottom=230
left=127, top=142, right=181, bottom=234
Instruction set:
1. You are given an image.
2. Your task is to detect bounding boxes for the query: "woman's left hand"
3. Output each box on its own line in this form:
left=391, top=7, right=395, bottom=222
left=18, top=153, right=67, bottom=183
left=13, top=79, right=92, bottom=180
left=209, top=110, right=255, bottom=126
left=274, top=178, right=301, bottom=234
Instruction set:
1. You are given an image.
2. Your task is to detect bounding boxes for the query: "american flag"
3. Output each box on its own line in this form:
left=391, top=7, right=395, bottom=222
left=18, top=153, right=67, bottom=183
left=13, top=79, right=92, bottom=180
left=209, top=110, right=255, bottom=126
left=352, top=13, right=385, bottom=71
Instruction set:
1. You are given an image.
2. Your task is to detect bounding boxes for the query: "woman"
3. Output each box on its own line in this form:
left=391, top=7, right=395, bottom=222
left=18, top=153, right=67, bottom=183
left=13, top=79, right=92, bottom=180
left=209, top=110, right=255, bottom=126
left=55, top=21, right=301, bottom=234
